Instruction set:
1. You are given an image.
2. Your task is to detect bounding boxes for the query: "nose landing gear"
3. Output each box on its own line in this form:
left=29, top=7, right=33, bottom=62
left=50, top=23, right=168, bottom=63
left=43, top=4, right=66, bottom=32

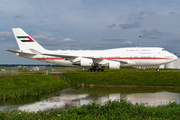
left=156, top=66, right=160, bottom=71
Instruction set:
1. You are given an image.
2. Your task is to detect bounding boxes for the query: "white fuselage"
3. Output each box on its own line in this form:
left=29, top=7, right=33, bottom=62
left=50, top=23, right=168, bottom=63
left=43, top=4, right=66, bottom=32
left=8, top=28, right=177, bottom=69
left=23, top=47, right=177, bottom=67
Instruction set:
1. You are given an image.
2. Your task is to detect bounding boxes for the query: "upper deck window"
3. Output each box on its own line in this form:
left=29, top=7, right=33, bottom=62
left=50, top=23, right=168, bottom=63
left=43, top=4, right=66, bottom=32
left=142, top=50, right=151, bottom=51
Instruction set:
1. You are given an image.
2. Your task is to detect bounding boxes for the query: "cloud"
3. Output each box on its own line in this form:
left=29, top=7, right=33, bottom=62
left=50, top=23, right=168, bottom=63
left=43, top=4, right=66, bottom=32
left=33, top=35, right=47, bottom=40
left=2, top=44, right=17, bottom=49
left=1, top=0, right=180, bottom=64
left=169, top=39, right=180, bottom=44
left=0, top=31, right=12, bottom=37
left=33, top=35, right=56, bottom=43
left=121, top=41, right=133, bottom=45
left=139, top=11, right=145, bottom=15
left=119, top=22, right=140, bottom=29
left=102, top=38, right=123, bottom=41
left=169, top=12, right=175, bottom=15
left=61, top=38, right=73, bottom=42
left=141, top=29, right=164, bottom=39
left=0, top=32, right=13, bottom=41
left=108, top=24, right=116, bottom=28
left=14, top=15, right=23, bottom=18
left=163, top=39, right=180, bottom=54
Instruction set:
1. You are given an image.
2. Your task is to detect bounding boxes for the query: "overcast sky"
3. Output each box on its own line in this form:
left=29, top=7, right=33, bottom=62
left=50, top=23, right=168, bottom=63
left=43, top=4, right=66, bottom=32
left=1, top=0, right=180, bottom=64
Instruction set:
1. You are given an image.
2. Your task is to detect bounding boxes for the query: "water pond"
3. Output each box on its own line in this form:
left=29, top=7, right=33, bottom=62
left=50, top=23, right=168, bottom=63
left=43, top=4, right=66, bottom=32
left=1, top=87, right=180, bottom=112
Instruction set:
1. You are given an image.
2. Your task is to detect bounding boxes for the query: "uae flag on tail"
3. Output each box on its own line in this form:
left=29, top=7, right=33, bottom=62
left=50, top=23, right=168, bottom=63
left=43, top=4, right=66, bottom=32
left=17, top=36, right=34, bottom=42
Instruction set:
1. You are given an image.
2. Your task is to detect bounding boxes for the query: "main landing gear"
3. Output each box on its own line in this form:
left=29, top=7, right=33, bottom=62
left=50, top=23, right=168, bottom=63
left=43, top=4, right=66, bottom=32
left=88, top=67, right=104, bottom=72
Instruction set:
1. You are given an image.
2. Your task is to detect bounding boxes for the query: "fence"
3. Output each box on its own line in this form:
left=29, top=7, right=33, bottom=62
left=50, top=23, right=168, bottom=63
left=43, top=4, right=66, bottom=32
left=0, top=67, right=18, bottom=75
left=0, top=66, right=87, bottom=75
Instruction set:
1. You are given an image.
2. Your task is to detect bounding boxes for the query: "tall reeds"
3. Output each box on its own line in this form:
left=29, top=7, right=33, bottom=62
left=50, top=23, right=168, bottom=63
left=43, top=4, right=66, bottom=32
left=0, top=99, right=180, bottom=119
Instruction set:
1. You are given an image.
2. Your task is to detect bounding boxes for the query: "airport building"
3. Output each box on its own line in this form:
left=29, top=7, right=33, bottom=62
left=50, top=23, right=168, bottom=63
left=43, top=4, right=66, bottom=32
left=164, top=57, right=180, bottom=69
left=136, top=57, right=180, bottom=69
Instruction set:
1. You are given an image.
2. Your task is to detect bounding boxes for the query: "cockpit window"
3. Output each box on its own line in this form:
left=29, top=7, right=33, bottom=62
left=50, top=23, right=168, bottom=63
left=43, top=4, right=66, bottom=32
left=162, top=49, right=168, bottom=51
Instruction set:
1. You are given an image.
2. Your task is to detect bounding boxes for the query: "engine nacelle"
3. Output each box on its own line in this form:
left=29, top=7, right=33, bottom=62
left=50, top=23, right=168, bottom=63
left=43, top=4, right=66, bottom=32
left=80, top=58, right=93, bottom=66
left=73, top=58, right=93, bottom=67
left=108, top=61, right=121, bottom=69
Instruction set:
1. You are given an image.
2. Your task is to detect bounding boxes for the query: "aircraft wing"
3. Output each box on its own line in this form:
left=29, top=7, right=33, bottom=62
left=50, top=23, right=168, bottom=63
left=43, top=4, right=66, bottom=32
left=43, top=53, right=78, bottom=58
left=43, top=53, right=128, bottom=64
left=83, top=56, right=128, bottom=64
left=43, top=53, right=78, bottom=61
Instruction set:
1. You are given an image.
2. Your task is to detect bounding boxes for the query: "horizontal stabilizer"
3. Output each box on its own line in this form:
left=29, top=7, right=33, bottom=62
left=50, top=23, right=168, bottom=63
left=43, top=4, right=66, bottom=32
left=4, top=49, right=35, bottom=56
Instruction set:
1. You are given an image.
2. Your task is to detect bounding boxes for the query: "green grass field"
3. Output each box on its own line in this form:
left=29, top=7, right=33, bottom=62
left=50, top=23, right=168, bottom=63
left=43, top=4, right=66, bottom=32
left=0, top=74, right=70, bottom=100
left=61, top=69, right=180, bottom=86
left=1, top=68, right=180, bottom=100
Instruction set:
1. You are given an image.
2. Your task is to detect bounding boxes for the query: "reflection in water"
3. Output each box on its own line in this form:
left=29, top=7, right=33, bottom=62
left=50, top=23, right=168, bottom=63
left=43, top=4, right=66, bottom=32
left=124, top=92, right=180, bottom=106
left=17, top=93, right=121, bottom=112
left=1, top=88, right=180, bottom=112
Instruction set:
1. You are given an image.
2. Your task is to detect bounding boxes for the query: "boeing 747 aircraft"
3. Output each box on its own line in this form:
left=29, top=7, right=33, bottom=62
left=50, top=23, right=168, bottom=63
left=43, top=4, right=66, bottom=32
left=5, top=28, right=177, bottom=71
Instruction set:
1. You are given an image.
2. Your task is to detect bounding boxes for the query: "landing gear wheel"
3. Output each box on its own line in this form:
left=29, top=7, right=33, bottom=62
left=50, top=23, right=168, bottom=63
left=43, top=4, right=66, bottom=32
left=99, top=68, right=104, bottom=72
left=88, top=67, right=104, bottom=72
left=88, top=68, right=93, bottom=72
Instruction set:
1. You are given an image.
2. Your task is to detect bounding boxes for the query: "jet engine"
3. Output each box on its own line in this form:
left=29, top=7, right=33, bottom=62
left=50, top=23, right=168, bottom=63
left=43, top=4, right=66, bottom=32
left=73, top=58, right=93, bottom=67
left=102, top=61, right=121, bottom=69
left=109, top=61, right=121, bottom=69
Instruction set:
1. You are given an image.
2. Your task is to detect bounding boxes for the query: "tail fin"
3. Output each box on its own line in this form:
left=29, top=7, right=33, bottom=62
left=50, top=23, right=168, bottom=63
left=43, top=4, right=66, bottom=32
left=12, top=28, right=46, bottom=52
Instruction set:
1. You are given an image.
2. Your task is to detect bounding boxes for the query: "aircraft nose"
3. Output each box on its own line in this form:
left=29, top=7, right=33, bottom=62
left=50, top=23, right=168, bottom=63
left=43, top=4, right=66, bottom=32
left=173, top=54, right=178, bottom=60
left=175, top=55, right=178, bottom=60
